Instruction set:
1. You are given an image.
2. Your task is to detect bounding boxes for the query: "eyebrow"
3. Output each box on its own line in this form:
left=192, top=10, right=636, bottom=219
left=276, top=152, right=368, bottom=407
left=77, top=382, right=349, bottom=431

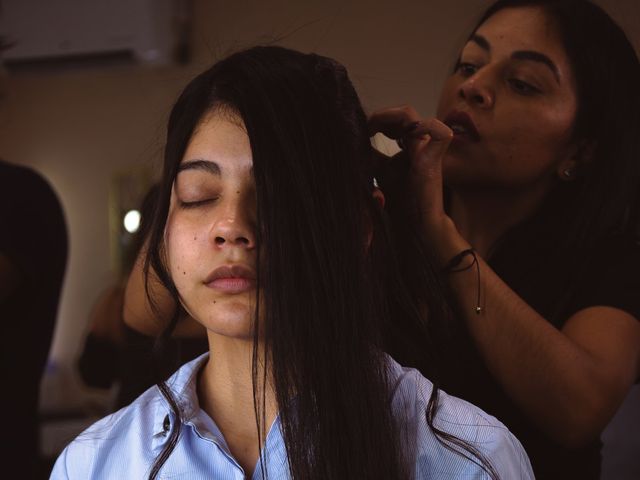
left=469, top=33, right=561, bottom=83
left=177, top=159, right=255, bottom=177
left=177, top=159, right=221, bottom=176
left=512, top=50, right=560, bottom=82
left=470, top=33, right=491, bottom=52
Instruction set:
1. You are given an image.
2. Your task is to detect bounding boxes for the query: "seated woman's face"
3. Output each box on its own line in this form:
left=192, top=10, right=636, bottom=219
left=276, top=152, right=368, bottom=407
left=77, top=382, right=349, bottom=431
left=436, top=6, right=578, bottom=190
left=165, top=111, right=259, bottom=339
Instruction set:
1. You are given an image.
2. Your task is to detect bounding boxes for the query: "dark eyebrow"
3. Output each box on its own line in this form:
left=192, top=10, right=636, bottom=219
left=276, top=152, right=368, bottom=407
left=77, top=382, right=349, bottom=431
left=177, top=159, right=221, bottom=176
left=468, top=33, right=561, bottom=83
left=512, top=50, right=560, bottom=83
left=470, top=34, right=491, bottom=52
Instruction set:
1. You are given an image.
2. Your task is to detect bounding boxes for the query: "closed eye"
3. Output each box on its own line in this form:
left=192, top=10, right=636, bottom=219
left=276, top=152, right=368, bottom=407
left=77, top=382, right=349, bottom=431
left=178, top=197, right=218, bottom=209
left=508, top=78, right=541, bottom=95
left=456, top=62, right=479, bottom=77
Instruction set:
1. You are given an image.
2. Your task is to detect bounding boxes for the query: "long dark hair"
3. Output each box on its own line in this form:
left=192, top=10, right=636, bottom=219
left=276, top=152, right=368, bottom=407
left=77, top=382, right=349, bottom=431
left=471, top=0, right=640, bottom=320
left=143, top=46, right=497, bottom=479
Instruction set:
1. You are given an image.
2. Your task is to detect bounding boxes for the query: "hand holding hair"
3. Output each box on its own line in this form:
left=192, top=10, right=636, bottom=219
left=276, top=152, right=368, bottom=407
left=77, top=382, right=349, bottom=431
left=404, top=117, right=453, bottom=231
left=368, top=107, right=455, bottom=246
left=367, top=104, right=422, bottom=139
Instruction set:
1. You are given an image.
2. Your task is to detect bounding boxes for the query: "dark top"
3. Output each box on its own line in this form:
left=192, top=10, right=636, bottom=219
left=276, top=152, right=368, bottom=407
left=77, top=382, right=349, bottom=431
left=0, top=160, right=68, bottom=475
left=436, top=225, right=640, bottom=480
left=78, top=323, right=208, bottom=410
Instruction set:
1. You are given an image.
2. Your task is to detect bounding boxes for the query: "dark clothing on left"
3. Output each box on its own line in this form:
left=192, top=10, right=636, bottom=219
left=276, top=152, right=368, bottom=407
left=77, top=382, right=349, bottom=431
left=0, top=161, right=68, bottom=478
left=78, top=325, right=208, bottom=409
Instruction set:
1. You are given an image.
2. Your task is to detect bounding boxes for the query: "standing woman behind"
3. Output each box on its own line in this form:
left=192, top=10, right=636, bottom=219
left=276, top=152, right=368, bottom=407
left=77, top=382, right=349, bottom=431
left=371, top=0, right=640, bottom=478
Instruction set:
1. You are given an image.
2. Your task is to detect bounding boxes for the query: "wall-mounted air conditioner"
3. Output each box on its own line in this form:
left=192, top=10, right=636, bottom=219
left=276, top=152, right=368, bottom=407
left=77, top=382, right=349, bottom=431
left=0, top=0, right=191, bottom=66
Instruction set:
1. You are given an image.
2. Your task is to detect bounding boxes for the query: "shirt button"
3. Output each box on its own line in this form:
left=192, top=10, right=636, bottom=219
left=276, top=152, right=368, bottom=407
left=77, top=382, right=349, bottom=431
left=163, top=414, right=171, bottom=434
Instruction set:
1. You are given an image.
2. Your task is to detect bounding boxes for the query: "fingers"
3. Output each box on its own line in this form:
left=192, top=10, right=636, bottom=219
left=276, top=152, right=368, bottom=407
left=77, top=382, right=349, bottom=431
left=368, top=105, right=421, bottom=138
left=371, top=115, right=453, bottom=185
left=413, top=118, right=454, bottom=143
left=406, top=119, right=453, bottom=220
left=402, top=118, right=453, bottom=177
left=368, top=112, right=453, bottom=223
left=408, top=118, right=453, bottom=168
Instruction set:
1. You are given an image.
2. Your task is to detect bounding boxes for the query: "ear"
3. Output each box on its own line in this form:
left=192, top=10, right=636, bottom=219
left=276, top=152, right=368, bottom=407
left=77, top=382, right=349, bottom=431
left=556, top=140, right=595, bottom=182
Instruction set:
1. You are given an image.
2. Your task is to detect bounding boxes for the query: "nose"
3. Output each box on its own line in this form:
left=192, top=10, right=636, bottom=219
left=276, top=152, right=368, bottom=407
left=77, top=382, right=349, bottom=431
left=458, top=71, right=495, bottom=109
left=209, top=197, right=256, bottom=250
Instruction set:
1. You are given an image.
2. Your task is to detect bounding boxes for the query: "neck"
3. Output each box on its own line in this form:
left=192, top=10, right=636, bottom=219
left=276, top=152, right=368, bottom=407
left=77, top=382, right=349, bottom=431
left=449, top=181, right=553, bottom=258
left=198, top=333, right=278, bottom=475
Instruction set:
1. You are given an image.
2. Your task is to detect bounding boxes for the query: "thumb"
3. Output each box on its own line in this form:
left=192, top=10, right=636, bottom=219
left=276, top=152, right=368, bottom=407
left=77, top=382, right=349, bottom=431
left=409, top=118, right=453, bottom=179
left=407, top=118, right=453, bottom=218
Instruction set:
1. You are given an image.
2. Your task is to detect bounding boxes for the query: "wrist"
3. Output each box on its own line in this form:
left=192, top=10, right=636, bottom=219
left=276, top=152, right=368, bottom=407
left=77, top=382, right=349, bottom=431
left=422, top=215, right=471, bottom=269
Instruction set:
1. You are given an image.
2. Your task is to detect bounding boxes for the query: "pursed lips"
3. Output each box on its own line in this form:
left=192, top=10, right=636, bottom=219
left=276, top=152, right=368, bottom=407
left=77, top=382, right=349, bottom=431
left=204, top=264, right=256, bottom=294
left=443, top=110, right=481, bottom=142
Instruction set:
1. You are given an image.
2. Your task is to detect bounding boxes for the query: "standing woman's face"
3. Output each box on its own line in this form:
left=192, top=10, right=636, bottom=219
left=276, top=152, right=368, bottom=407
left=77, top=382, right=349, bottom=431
left=436, top=6, right=579, bottom=191
left=164, top=111, right=259, bottom=340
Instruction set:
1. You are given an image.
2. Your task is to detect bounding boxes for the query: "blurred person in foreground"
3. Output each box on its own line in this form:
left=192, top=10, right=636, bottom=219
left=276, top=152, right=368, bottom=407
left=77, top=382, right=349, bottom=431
left=0, top=159, right=67, bottom=478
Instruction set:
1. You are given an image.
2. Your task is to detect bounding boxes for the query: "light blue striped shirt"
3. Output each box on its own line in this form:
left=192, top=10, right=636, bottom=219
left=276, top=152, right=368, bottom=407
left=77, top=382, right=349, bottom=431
left=51, top=354, right=534, bottom=479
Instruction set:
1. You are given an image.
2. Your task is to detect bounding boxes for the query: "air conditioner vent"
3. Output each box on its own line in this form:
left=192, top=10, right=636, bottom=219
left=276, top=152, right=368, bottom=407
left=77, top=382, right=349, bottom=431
left=0, top=0, right=188, bottom=68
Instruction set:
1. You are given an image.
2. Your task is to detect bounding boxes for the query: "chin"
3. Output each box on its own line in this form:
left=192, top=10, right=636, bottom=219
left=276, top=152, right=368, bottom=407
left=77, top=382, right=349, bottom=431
left=200, top=301, right=257, bottom=339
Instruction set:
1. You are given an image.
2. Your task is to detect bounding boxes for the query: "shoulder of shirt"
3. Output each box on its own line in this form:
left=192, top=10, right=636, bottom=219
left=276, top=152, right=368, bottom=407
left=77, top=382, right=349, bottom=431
left=384, top=355, right=534, bottom=479
left=386, top=356, right=503, bottom=431
left=80, top=352, right=208, bottom=438
left=51, top=353, right=209, bottom=478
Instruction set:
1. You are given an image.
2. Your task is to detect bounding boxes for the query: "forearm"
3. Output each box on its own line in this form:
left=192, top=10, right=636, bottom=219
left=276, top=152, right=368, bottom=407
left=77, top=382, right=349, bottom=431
left=123, top=245, right=176, bottom=336
left=429, top=218, right=630, bottom=446
left=366, top=109, right=637, bottom=443
left=123, top=245, right=205, bottom=339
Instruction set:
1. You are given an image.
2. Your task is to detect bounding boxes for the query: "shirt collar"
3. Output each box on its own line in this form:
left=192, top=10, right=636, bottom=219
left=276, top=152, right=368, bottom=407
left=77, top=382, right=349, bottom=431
left=152, top=352, right=210, bottom=437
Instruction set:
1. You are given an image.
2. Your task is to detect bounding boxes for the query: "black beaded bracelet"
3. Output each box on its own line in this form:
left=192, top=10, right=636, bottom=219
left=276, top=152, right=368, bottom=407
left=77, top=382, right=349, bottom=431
left=441, top=248, right=483, bottom=315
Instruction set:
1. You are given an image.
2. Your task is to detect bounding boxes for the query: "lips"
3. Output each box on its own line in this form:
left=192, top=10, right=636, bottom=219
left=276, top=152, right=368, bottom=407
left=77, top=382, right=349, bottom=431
left=443, top=111, right=480, bottom=142
left=204, top=265, right=256, bottom=293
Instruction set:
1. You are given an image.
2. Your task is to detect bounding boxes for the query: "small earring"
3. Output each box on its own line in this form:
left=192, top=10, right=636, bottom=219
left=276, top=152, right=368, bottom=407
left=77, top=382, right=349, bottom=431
left=562, top=168, right=573, bottom=178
